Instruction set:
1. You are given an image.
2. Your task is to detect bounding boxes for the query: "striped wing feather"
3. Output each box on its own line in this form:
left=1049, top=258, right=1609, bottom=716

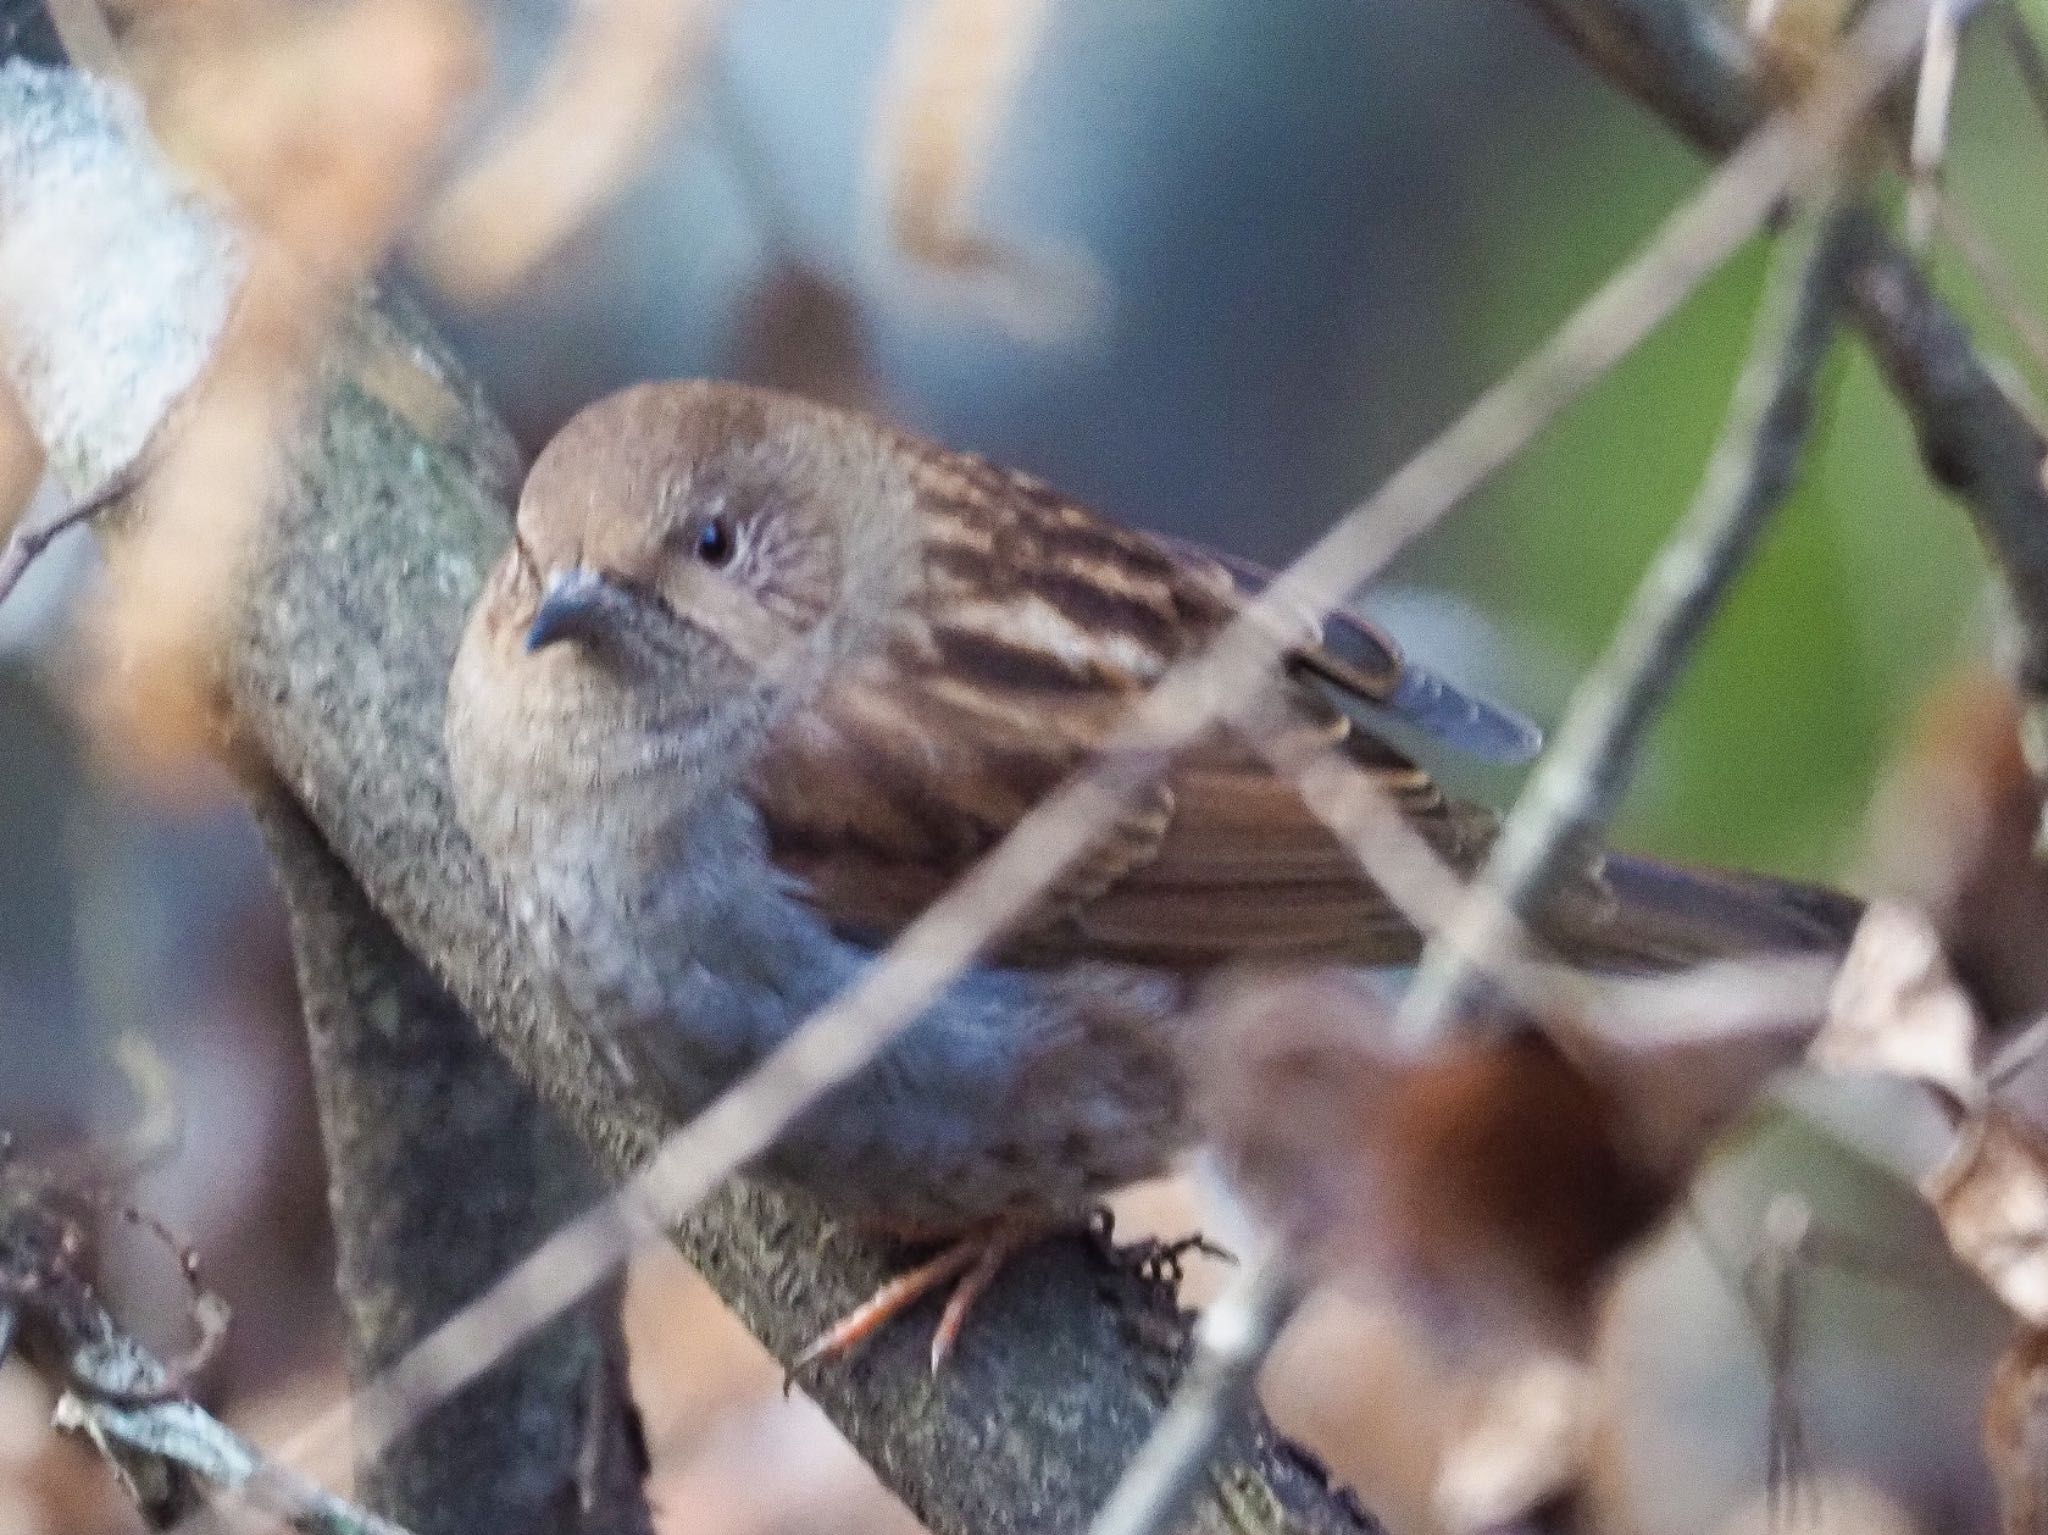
left=748, top=441, right=1494, bottom=967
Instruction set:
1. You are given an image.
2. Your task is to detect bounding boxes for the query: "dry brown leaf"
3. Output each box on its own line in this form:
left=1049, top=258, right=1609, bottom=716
left=1863, top=671, right=2048, bottom=1031
left=868, top=0, right=1102, bottom=340
left=1746, top=0, right=1857, bottom=97
left=1802, top=879, right=2048, bottom=1531
left=1926, top=1108, right=2048, bottom=1327
left=1812, top=900, right=1980, bottom=1110
left=414, top=0, right=726, bottom=304
left=1432, top=1351, right=1595, bottom=1535
left=1568, top=956, right=1834, bottom=1186
left=0, top=380, right=44, bottom=544
left=1195, top=974, right=1673, bottom=1353
left=79, top=0, right=473, bottom=797
left=137, top=0, right=477, bottom=271
left=1985, top=1327, right=2048, bottom=1535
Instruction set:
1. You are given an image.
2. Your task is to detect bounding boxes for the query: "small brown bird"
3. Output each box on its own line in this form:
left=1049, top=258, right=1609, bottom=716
left=446, top=380, right=1854, bottom=1367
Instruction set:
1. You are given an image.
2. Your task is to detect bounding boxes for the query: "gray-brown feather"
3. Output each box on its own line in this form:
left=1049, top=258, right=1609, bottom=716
left=748, top=430, right=1499, bottom=967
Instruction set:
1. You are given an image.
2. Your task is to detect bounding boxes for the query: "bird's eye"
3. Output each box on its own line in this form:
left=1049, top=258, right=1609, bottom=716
left=695, top=515, right=734, bottom=567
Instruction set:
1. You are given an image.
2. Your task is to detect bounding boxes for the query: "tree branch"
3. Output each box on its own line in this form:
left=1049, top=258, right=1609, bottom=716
left=1520, top=0, right=1769, bottom=147
left=1837, top=210, right=2048, bottom=696
left=0, top=1152, right=411, bottom=1535
left=1087, top=1246, right=1302, bottom=1535
left=231, top=292, right=1380, bottom=1535
left=248, top=783, right=653, bottom=1535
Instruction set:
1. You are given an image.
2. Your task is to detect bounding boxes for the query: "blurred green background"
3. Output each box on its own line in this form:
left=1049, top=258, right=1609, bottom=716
left=1413, top=22, right=2035, bottom=880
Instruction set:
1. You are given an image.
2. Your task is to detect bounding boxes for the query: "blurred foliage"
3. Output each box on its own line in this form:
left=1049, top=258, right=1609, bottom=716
left=1401, top=27, right=2048, bottom=884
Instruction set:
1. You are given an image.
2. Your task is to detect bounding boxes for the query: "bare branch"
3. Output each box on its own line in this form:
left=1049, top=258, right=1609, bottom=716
left=0, top=477, right=116, bottom=607
left=1519, top=0, right=1769, bottom=149
left=1905, top=0, right=1958, bottom=249
left=1087, top=1246, right=1301, bottom=1535
left=1253, top=726, right=1591, bottom=1015
left=0, top=1155, right=412, bottom=1535
left=1839, top=215, right=2048, bottom=703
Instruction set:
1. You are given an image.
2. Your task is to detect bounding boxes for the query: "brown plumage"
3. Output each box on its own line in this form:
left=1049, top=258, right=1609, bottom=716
left=746, top=423, right=1496, bottom=967
left=446, top=379, right=1854, bottom=1367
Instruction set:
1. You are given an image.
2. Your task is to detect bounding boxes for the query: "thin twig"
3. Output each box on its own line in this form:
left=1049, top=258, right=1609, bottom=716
left=247, top=0, right=1934, bottom=1483
left=1086, top=1245, right=1300, bottom=1535
left=2000, top=0, right=2048, bottom=132
left=75, top=1201, right=229, bottom=1408
left=1683, top=1197, right=1819, bottom=1524
left=1521, top=0, right=1771, bottom=149
left=1752, top=1197, right=1818, bottom=1525
left=1905, top=0, right=1958, bottom=250
left=1, top=1159, right=409, bottom=1535
left=1839, top=212, right=2048, bottom=703
left=1396, top=189, right=1860, bottom=1047
left=58, top=1387, right=415, bottom=1535
left=0, top=479, right=118, bottom=608
left=1935, top=193, right=2048, bottom=386
left=1244, top=723, right=1600, bottom=1021
left=1246, top=722, right=1851, bottom=1088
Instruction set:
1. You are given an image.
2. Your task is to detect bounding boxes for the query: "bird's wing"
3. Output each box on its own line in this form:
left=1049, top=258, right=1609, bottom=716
left=745, top=442, right=1499, bottom=967
left=1158, top=538, right=1543, bottom=765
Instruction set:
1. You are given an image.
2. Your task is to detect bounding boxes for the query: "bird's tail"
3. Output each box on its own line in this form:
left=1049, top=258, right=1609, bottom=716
left=1542, top=852, right=1862, bottom=971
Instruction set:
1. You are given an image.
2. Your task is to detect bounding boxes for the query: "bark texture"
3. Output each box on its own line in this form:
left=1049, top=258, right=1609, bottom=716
left=253, top=785, right=652, bottom=1535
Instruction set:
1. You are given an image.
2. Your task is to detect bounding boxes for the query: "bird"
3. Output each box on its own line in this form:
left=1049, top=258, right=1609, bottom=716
left=444, top=379, right=1857, bottom=1370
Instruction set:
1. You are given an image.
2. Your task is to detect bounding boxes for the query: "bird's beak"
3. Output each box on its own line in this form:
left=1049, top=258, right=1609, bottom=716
left=525, top=566, right=628, bottom=653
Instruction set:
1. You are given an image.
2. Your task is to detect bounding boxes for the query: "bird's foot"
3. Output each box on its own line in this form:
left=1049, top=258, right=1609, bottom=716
left=793, top=1217, right=1050, bottom=1376
left=1086, top=1207, right=1233, bottom=1288
left=1130, top=1230, right=1234, bottom=1288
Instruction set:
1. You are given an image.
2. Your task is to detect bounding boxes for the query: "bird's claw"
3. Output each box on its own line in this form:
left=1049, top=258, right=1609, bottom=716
left=785, top=1220, right=1049, bottom=1380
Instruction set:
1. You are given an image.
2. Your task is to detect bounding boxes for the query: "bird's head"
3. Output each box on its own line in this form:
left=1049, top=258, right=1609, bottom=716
left=505, top=380, right=922, bottom=684
left=466, top=381, right=920, bottom=745
left=446, top=380, right=928, bottom=861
